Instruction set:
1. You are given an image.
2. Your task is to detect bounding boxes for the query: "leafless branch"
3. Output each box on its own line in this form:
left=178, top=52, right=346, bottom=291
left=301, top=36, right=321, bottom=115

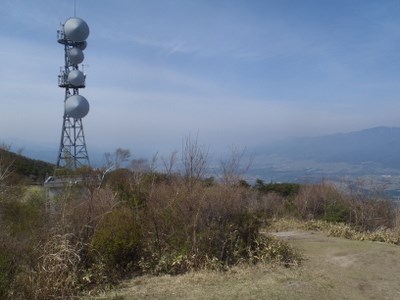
left=220, top=146, right=252, bottom=185
left=161, top=150, right=178, bottom=176
left=182, top=134, right=208, bottom=188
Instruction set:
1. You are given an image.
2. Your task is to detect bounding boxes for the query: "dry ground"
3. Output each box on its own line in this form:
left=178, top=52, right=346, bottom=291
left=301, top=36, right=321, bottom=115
left=94, top=231, right=400, bottom=300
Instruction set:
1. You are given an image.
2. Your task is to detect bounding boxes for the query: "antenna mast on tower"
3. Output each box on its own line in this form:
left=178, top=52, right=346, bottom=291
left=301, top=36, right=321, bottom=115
left=56, top=14, right=91, bottom=169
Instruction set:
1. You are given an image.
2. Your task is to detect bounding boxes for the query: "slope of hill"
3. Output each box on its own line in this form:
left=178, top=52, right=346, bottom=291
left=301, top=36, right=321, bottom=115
left=0, top=147, right=54, bottom=184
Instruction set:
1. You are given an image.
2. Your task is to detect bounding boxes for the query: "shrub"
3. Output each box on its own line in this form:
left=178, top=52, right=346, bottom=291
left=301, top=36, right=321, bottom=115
left=260, top=235, right=302, bottom=267
left=138, top=182, right=300, bottom=274
left=323, top=202, right=350, bottom=223
left=1, top=189, right=46, bottom=235
left=192, top=212, right=263, bottom=267
left=254, top=179, right=300, bottom=197
left=0, top=249, right=14, bottom=299
left=90, top=208, right=143, bottom=274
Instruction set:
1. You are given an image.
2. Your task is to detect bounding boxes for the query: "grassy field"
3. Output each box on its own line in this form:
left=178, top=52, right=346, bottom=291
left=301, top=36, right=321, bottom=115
left=96, top=231, right=400, bottom=300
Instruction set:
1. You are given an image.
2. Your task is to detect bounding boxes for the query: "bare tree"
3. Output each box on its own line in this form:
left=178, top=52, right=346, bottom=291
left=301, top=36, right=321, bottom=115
left=99, top=148, right=131, bottom=188
left=104, top=148, right=131, bottom=170
left=182, top=134, right=208, bottom=188
left=220, top=146, right=252, bottom=186
left=131, top=158, right=149, bottom=173
left=0, top=146, right=14, bottom=184
left=130, top=158, right=149, bottom=184
left=150, top=152, right=159, bottom=174
left=161, top=150, right=178, bottom=176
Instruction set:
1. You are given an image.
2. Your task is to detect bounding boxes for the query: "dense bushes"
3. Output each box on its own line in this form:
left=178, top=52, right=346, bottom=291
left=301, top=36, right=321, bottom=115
left=1, top=189, right=46, bottom=235
left=90, top=208, right=143, bottom=273
left=90, top=179, right=300, bottom=278
left=255, top=179, right=300, bottom=197
left=1, top=144, right=398, bottom=298
left=257, top=180, right=397, bottom=231
left=1, top=170, right=398, bottom=299
left=0, top=167, right=303, bottom=298
left=138, top=184, right=269, bottom=273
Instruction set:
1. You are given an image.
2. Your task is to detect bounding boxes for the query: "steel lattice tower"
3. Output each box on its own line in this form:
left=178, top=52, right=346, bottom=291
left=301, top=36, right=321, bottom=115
left=56, top=17, right=91, bottom=169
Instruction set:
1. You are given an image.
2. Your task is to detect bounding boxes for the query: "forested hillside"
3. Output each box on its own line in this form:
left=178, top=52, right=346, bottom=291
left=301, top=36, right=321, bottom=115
left=0, top=146, right=54, bottom=184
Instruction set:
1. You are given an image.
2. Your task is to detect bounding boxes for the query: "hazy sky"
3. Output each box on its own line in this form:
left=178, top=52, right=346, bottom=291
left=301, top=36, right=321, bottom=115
left=1, top=0, right=400, bottom=158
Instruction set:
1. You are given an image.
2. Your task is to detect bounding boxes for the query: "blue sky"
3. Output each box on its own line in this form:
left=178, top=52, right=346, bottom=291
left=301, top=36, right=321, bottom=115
left=1, top=0, right=400, bottom=160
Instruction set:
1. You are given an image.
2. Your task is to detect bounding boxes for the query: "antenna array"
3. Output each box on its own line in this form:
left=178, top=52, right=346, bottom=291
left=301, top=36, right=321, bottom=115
left=56, top=17, right=91, bottom=169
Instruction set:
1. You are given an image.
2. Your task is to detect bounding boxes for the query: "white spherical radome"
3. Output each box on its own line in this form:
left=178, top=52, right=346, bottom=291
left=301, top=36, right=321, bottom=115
left=68, top=70, right=85, bottom=87
left=65, top=95, right=89, bottom=119
left=64, top=17, right=90, bottom=42
left=68, top=47, right=84, bottom=65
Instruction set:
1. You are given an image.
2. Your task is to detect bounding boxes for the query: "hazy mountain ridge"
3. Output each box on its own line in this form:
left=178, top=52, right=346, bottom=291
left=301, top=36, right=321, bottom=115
left=4, top=126, right=400, bottom=184
left=250, top=127, right=400, bottom=197
left=263, top=126, right=400, bottom=168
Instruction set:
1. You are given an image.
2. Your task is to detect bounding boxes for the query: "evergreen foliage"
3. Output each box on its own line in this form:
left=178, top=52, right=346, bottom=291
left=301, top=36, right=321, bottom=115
left=254, top=179, right=300, bottom=197
left=0, top=148, right=54, bottom=184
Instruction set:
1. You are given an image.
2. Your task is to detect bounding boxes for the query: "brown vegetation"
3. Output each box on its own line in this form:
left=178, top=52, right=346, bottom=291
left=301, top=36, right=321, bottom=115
left=1, top=141, right=399, bottom=298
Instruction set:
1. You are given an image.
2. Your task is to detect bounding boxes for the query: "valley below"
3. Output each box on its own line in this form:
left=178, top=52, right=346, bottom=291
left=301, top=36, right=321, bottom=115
left=249, top=154, right=400, bottom=200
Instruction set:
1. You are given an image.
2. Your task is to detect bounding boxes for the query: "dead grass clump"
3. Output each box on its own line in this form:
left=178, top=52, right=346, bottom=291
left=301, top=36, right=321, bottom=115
left=20, top=233, right=82, bottom=300
left=252, top=235, right=302, bottom=267
left=327, top=223, right=400, bottom=244
left=267, top=218, right=305, bottom=232
left=289, top=219, right=400, bottom=245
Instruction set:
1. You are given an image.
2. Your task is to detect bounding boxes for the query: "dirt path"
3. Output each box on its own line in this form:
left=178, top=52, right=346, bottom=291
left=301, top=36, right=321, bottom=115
left=97, top=231, right=400, bottom=300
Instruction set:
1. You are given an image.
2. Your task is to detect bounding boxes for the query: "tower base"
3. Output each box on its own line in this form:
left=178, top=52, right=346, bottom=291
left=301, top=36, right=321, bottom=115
left=57, top=116, right=90, bottom=169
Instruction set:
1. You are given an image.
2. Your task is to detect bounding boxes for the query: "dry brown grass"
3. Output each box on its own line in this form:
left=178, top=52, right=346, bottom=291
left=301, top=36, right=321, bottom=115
left=268, top=218, right=400, bottom=245
left=19, top=233, right=82, bottom=300
left=95, top=230, right=400, bottom=300
left=260, top=181, right=397, bottom=231
left=4, top=160, right=400, bottom=299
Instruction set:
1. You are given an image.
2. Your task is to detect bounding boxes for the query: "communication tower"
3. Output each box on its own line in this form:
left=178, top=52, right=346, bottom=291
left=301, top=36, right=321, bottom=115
left=56, top=17, right=90, bottom=169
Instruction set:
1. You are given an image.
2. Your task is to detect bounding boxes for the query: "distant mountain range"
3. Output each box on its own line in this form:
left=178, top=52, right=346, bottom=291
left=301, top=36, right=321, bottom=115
left=4, top=126, right=400, bottom=185
left=251, top=127, right=400, bottom=186
left=266, top=126, right=400, bottom=168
